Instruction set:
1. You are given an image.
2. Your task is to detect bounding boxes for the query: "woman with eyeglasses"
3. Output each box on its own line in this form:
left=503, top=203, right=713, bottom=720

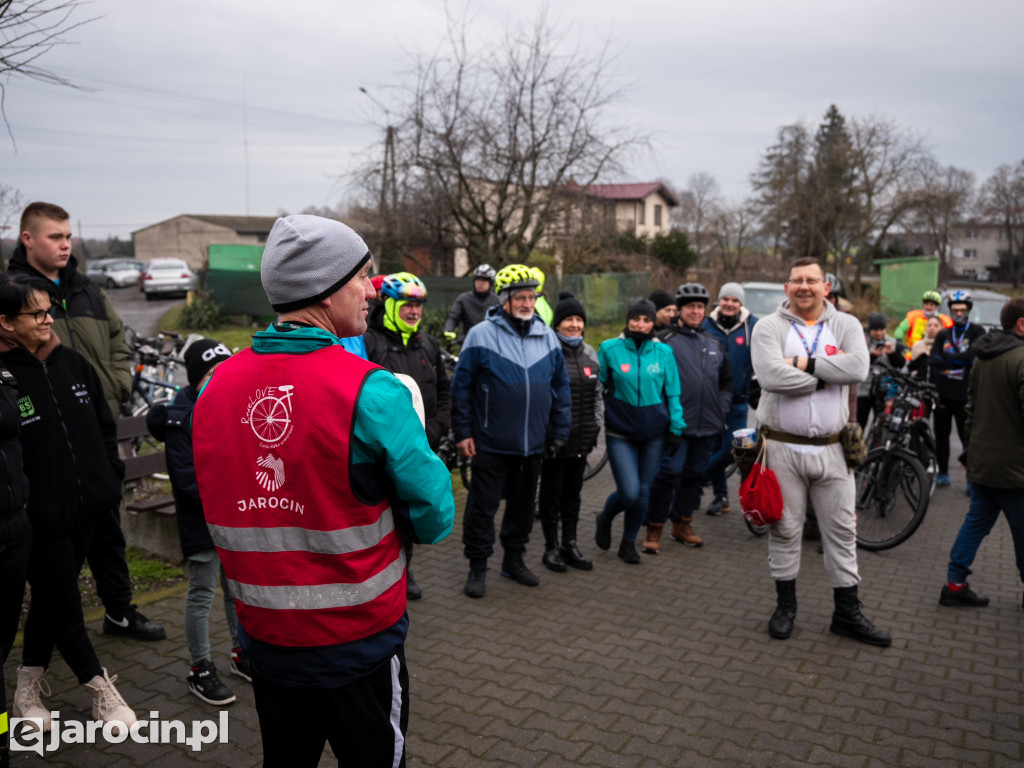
left=0, top=272, right=136, bottom=735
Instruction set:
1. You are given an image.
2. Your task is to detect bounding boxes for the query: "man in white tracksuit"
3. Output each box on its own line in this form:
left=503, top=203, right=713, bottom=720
left=750, top=257, right=891, bottom=647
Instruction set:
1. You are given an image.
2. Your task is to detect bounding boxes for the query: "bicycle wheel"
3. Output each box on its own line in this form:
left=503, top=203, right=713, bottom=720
left=459, top=455, right=472, bottom=489
left=854, top=448, right=929, bottom=551
left=582, top=430, right=608, bottom=481
left=744, top=518, right=769, bottom=537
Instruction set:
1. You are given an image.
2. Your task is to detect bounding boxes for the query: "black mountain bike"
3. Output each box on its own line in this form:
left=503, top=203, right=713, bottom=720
left=854, top=368, right=938, bottom=551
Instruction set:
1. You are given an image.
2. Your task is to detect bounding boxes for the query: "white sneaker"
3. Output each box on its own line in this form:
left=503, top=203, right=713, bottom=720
left=84, top=668, right=137, bottom=736
left=12, top=666, right=52, bottom=733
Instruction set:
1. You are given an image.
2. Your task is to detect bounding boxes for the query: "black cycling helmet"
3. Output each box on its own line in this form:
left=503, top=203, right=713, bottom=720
left=675, top=282, right=710, bottom=307
left=947, top=289, right=973, bottom=311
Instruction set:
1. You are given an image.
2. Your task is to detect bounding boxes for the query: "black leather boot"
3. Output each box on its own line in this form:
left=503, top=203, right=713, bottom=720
left=560, top=540, right=593, bottom=571
left=768, top=579, right=797, bottom=639
left=829, top=585, right=891, bottom=647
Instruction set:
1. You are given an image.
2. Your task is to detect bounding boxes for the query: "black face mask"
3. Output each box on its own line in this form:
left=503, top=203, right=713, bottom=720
left=624, top=327, right=654, bottom=346
left=717, top=311, right=739, bottom=330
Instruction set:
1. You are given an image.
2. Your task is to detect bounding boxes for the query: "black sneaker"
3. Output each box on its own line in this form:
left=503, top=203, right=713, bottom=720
left=706, top=494, right=730, bottom=516
left=230, top=647, right=252, bottom=682
left=939, top=583, right=990, bottom=607
left=103, top=605, right=166, bottom=641
left=500, top=557, right=540, bottom=587
left=187, top=660, right=236, bottom=706
left=464, top=570, right=486, bottom=599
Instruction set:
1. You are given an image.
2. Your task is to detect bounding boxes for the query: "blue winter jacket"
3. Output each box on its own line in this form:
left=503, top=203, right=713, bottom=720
left=658, top=323, right=733, bottom=437
left=702, top=306, right=758, bottom=403
left=451, top=306, right=571, bottom=456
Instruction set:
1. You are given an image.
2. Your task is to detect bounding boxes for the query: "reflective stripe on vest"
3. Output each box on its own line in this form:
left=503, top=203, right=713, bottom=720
left=208, top=508, right=395, bottom=553
left=226, top=549, right=406, bottom=610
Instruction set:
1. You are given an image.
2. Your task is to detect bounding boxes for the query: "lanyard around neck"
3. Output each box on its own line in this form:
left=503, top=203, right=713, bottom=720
left=790, top=320, right=825, bottom=358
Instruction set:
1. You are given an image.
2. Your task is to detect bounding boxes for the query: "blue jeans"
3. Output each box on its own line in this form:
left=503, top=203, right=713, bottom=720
left=947, top=484, right=1024, bottom=585
left=646, top=434, right=716, bottom=525
left=186, top=549, right=239, bottom=666
left=705, top=402, right=749, bottom=497
left=600, top=434, right=665, bottom=543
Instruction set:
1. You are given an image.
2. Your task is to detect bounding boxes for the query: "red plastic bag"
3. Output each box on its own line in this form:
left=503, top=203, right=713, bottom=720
left=739, top=461, right=783, bottom=527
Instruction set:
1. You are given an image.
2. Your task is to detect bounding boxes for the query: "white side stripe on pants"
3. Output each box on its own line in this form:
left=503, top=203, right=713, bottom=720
left=390, top=653, right=405, bottom=768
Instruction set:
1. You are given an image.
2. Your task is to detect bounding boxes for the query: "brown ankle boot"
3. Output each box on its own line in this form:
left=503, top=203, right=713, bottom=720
left=671, top=518, right=703, bottom=547
left=642, top=523, right=663, bottom=554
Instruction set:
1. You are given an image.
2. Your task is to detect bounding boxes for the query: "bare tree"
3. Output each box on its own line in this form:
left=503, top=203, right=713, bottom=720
left=0, top=1, right=98, bottom=141
left=681, top=172, right=720, bottom=266
left=907, top=159, right=975, bottom=270
left=709, top=198, right=757, bottom=275
left=843, top=114, right=930, bottom=287
left=360, top=6, right=644, bottom=270
left=750, top=108, right=929, bottom=291
left=978, top=160, right=1024, bottom=287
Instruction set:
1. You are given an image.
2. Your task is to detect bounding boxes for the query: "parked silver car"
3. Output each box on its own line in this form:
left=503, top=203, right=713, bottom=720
left=86, top=259, right=143, bottom=289
left=141, top=258, right=196, bottom=300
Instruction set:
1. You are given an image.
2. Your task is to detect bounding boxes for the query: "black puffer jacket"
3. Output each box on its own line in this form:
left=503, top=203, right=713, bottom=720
left=0, top=341, right=123, bottom=537
left=0, top=361, right=29, bottom=516
left=147, top=386, right=214, bottom=557
left=364, top=304, right=451, bottom=451
left=555, top=339, right=603, bottom=457
left=443, top=289, right=500, bottom=337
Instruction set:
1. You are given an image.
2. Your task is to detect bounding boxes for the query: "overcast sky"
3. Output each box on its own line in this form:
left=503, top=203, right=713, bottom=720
left=3, top=0, right=1022, bottom=240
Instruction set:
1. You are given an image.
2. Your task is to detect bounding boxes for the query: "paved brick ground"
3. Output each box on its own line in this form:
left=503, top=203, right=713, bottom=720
left=6, top=461, right=1023, bottom=767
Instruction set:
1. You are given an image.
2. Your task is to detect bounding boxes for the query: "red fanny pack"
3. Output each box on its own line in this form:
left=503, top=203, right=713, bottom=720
left=739, top=439, right=783, bottom=526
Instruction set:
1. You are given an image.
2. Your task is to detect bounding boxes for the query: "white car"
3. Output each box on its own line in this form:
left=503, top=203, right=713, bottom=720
left=141, top=258, right=196, bottom=300
left=741, top=281, right=787, bottom=318
left=87, top=259, right=143, bottom=289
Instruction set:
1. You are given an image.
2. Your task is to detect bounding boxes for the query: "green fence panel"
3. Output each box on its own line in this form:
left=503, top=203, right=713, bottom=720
left=206, top=244, right=273, bottom=319
left=875, top=256, right=939, bottom=320
left=559, top=272, right=652, bottom=325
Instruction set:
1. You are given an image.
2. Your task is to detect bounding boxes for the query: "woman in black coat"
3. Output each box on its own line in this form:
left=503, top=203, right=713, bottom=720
left=538, top=293, right=603, bottom=573
left=0, top=272, right=136, bottom=734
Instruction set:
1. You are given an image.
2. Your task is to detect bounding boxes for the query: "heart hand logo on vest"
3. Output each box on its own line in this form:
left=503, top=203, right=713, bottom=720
left=620, top=363, right=631, bottom=373
left=256, top=452, right=286, bottom=493
left=825, top=345, right=837, bottom=356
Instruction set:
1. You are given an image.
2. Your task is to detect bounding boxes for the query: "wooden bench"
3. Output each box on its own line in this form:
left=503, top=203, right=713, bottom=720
left=117, top=415, right=175, bottom=515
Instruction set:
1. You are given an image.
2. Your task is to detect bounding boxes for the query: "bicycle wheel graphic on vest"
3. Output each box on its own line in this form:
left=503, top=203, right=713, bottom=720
left=249, top=385, right=294, bottom=443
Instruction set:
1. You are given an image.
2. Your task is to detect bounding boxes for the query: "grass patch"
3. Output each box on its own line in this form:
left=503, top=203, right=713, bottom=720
left=159, top=305, right=259, bottom=351
left=78, top=546, right=186, bottom=610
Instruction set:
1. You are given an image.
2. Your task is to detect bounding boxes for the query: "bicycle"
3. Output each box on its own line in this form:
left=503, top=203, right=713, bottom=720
left=121, top=329, right=188, bottom=480
left=438, top=348, right=472, bottom=489
left=854, top=368, right=937, bottom=551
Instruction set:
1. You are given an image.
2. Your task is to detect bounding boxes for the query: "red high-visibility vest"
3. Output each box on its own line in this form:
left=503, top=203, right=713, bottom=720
left=193, top=346, right=405, bottom=647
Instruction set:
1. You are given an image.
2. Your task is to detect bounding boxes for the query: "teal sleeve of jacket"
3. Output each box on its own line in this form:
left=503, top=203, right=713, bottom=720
left=352, top=369, right=455, bottom=545
left=659, top=344, right=686, bottom=435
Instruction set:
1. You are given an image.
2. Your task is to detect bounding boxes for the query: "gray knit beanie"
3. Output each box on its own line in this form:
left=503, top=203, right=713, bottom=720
left=261, top=215, right=373, bottom=313
left=718, top=282, right=745, bottom=304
